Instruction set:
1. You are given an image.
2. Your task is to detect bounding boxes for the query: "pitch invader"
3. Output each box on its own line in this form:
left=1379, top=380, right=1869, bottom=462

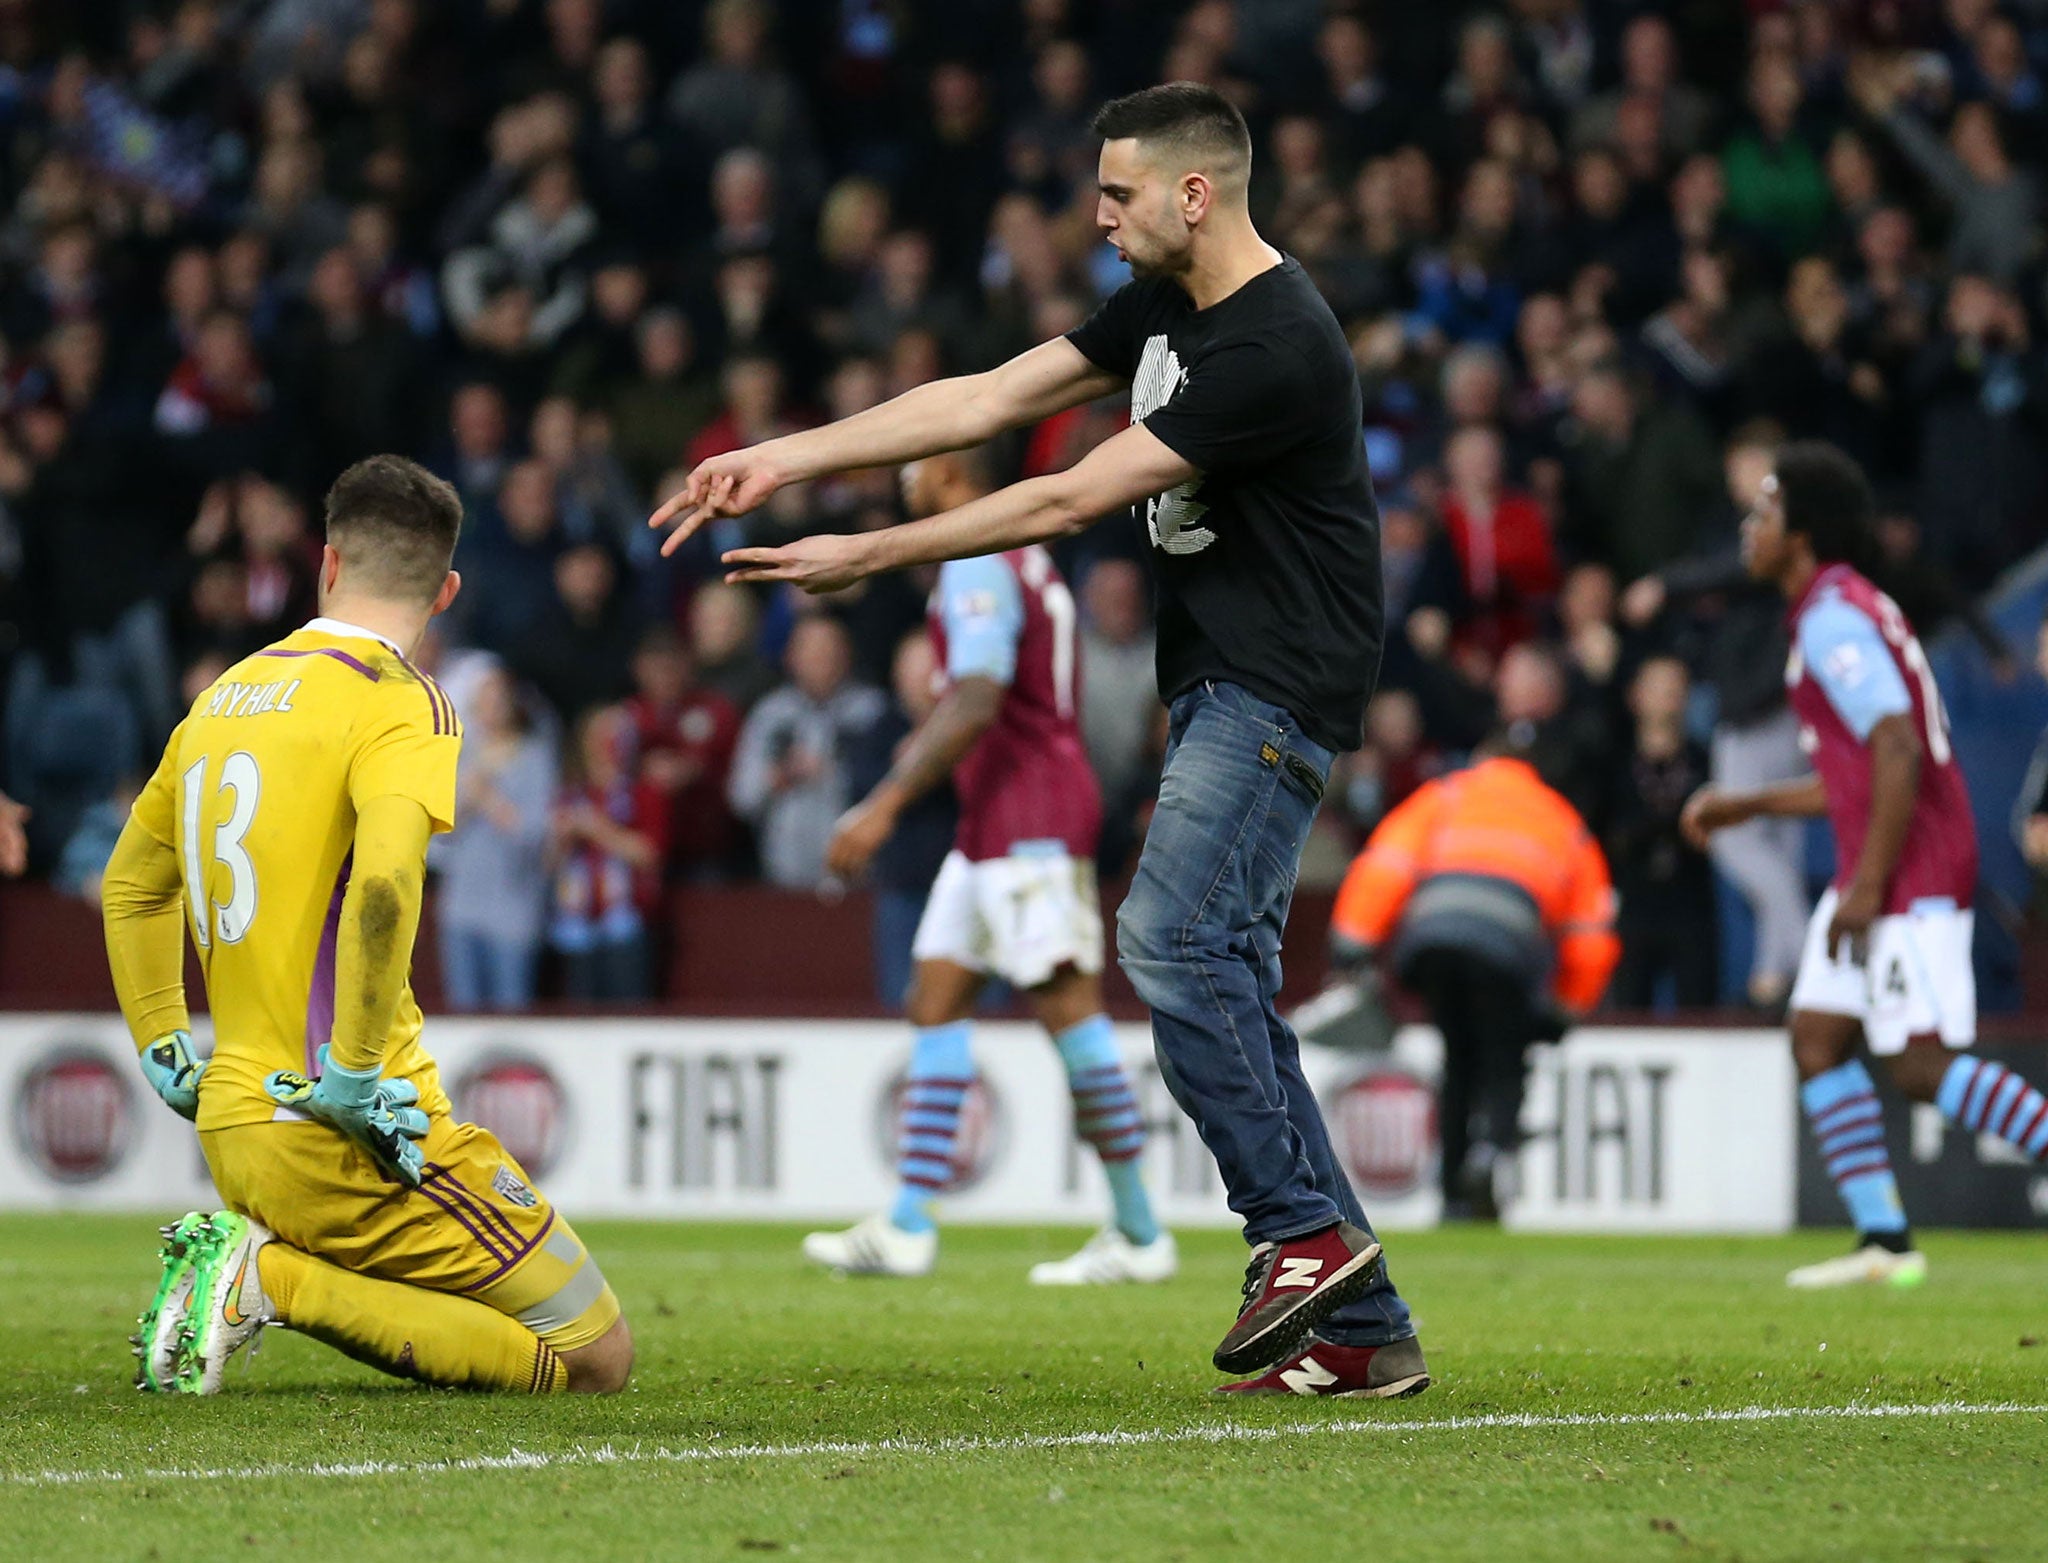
left=805, top=449, right=1174, bottom=1284
left=1684, top=440, right=2048, bottom=1287
left=104, top=456, right=631, bottom=1392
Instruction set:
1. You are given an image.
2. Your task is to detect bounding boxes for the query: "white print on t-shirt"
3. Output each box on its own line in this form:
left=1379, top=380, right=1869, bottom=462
left=1131, top=334, right=1215, bottom=556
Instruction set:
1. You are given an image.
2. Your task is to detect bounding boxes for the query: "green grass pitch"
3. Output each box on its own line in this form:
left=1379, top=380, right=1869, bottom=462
left=6, top=1216, right=2047, bottom=1560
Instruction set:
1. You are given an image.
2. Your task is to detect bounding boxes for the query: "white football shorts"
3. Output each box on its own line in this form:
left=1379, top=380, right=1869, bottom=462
left=1788, top=886, right=1976, bottom=1055
left=910, top=846, right=1104, bottom=990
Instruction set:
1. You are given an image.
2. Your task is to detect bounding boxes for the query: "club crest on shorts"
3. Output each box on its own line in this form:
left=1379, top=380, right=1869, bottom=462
left=492, top=1164, right=539, bottom=1208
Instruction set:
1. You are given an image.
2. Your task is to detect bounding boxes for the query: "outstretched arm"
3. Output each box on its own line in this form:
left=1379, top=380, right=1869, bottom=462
left=721, top=423, right=1195, bottom=593
left=651, top=337, right=1122, bottom=556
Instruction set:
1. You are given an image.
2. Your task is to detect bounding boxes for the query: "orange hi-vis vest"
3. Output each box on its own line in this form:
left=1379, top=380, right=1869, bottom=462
left=1331, top=756, right=1620, bottom=1012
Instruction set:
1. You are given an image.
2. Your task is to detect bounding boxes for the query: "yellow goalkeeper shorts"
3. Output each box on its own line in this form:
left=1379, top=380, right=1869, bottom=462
left=201, top=1115, right=619, bottom=1351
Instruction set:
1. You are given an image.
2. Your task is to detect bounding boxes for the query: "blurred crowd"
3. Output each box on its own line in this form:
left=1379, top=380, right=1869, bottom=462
left=4, top=0, right=2048, bottom=1007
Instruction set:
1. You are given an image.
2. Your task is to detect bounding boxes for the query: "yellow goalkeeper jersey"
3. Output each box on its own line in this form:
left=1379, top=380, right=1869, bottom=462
left=128, top=616, right=462, bottom=1130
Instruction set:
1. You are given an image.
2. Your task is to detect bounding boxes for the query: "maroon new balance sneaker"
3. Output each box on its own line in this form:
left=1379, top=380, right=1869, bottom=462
left=1212, top=1221, right=1385, bottom=1376
left=1214, top=1335, right=1430, bottom=1399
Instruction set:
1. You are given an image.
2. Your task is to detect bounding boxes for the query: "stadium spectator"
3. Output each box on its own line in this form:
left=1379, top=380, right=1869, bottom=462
left=1907, top=273, right=2048, bottom=592
left=433, top=381, right=515, bottom=518
left=1560, top=361, right=1723, bottom=582
left=283, top=245, right=421, bottom=481
left=1076, top=557, right=1158, bottom=874
left=1859, top=62, right=2040, bottom=284
left=551, top=254, right=651, bottom=406
left=728, top=614, right=886, bottom=889
left=582, top=38, right=685, bottom=252
left=609, top=307, right=719, bottom=498
left=1572, top=14, right=1715, bottom=162
left=666, top=0, right=822, bottom=205
left=529, top=395, right=639, bottom=555
left=1623, top=421, right=1809, bottom=1010
left=511, top=541, right=640, bottom=724
left=550, top=703, right=669, bottom=1003
left=55, top=774, right=138, bottom=906
left=1439, top=424, right=1558, bottom=657
left=439, top=662, right=554, bottom=1012
left=1494, top=638, right=1610, bottom=831
left=1721, top=52, right=1831, bottom=261
left=1605, top=655, right=1717, bottom=1011
left=689, top=581, right=777, bottom=714
left=625, top=626, right=742, bottom=881
left=842, top=630, right=958, bottom=1007
left=456, top=459, right=565, bottom=659
left=441, top=146, right=596, bottom=351
left=152, top=309, right=279, bottom=485
left=176, top=476, right=318, bottom=662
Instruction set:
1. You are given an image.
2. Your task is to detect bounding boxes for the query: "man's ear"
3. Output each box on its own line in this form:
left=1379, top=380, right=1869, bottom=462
left=431, top=569, right=462, bottom=618
left=1182, top=171, right=1215, bottom=225
left=320, top=543, right=342, bottom=596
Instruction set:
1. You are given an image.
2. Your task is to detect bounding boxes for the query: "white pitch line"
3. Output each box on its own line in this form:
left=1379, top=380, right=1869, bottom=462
left=8, top=1399, right=2045, bottom=1490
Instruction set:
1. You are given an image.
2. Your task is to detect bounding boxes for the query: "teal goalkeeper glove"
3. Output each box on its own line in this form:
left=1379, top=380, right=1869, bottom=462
left=263, top=1045, right=431, bottom=1187
left=138, top=1030, right=207, bottom=1120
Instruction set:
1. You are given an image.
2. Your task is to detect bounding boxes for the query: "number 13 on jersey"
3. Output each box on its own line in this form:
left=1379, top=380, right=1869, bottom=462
left=181, top=751, right=262, bottom=947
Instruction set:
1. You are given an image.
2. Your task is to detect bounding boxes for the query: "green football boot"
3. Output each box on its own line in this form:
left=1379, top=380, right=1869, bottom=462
left=134, top=1212, right=210, bottom=1393
left=173, top=1211, right=277, bottom=1395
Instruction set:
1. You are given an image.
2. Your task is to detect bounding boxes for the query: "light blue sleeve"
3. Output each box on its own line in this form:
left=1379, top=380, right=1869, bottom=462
left=1799, top=596, right=1913, bottom=740
left=936, top=556, right=1024, bottom=686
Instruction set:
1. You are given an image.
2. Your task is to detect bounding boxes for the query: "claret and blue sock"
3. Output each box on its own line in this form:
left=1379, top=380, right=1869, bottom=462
left=890, top=1021, right=975, bottom=1234
left=886, top=1012, right=1159, bottom=1246
left=1052, top=1013, right=1159, bottom=1246
left=1936, top=1054, right=2048, bottom=1160
left=1801, top=1060, right=1912, bottom=1252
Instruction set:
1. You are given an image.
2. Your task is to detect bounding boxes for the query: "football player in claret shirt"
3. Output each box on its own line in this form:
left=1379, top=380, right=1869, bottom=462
left=1685, top=441, right=2048, bottom=1288
left=804, top=448, right=1173, bottom=1285
left=104, top=455, right=631, bottom=1394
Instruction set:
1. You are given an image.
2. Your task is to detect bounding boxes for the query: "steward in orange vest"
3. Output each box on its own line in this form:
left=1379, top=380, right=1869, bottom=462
left=1330, top=743, right=1619, bottom=1218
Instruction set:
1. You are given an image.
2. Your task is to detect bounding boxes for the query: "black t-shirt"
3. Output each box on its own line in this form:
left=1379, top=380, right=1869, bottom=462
left=1066, top=256, right=1383, bottom=752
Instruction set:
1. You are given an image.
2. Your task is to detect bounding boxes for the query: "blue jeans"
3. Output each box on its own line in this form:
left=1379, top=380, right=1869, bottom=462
left=441, top=926, right=539, bottom=1012
left=1117, top=681, right=1412, bottom=1346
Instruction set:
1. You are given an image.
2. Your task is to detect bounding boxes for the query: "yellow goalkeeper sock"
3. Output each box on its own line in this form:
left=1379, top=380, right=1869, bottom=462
left=257, top=1243, right=566, bottom=1393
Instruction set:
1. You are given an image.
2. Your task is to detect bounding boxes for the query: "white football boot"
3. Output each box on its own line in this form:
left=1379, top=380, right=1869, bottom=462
left=1028, top=1227, right=1179, bottom=1286
left=176, top=1211, right=277, bottom=1393
left=801, top=1214, right=937, bottom=1277
left=1787, top=1243, right=1929, bottom=1290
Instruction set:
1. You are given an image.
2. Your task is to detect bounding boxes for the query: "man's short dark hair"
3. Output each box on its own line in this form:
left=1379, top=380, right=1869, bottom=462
left=1776, top=440, right=1875, bottom=568
left=1091, top=82, right=1252, bottom=182
left=324, top=455, right=463, bottom=604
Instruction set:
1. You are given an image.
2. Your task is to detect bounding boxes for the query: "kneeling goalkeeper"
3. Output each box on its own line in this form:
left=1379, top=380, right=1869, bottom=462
left=103, top=455, right=631, bottom=1395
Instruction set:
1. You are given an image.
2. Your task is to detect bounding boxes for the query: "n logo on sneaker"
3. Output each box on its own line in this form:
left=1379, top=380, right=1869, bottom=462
left=1274, top=1257, right=1324, bottom=1289
left=1279, top=1356, right=1340, bottom=1395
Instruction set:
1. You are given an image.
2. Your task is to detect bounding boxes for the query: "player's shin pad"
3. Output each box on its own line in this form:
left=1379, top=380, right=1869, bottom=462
left=258, top=1243, right=567, bottom=1392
